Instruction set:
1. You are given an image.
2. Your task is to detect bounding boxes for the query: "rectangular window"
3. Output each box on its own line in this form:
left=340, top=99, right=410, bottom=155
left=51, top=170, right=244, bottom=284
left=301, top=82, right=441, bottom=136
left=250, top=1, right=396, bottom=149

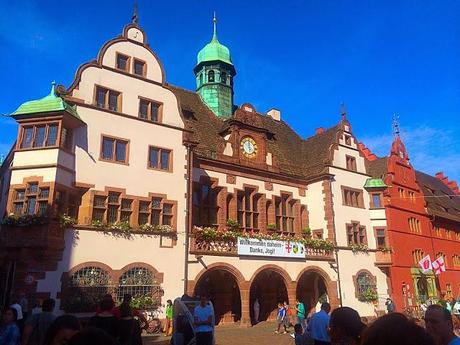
left=61, top=128, right=73, bottom=150
left=19, top=123, right=59, bottom=149
left=398, top=188, right=405, bottom=199
left=134, top=59, right=146, bottom=76
left=148, top=146, right=171, bottom=171
left=193, top=184, right=218, bottom=227
left=100, top=136, right=128, bottom=164
left=94, top=86, right=121, bottom=112
left=27, top=197, right=36, bottom=215
left=376, top=229, right=386, bottom=248
left=371, top=193, right=382, bottom=208
left=342, top=187, right=364, bottom=208
left=346, top=155, right=357, bottom=171
left=347, top=223, right=367, bottom=245
left=138, top=98, right=162, bottom=122
left=116, top=53, right=129, bottom=71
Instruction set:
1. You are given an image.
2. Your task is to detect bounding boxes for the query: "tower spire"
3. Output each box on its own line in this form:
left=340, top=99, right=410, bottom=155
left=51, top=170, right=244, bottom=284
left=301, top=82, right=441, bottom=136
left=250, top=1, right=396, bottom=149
left=392, top=113, right=400, bottom=138
left=212, top=11, right=218, bottom=41
left=132, top=0, right=138, bottom=23
left=340, top=102, right=347, bottom=120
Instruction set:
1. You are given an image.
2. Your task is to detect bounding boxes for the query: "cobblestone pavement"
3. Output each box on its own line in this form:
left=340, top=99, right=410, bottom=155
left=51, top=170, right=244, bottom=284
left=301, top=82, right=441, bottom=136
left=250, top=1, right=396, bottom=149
left=143, top=322, right=295, bottom=345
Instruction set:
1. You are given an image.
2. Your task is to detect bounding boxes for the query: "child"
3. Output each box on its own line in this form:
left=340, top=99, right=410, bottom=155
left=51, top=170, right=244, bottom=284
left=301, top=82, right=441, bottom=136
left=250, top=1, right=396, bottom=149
left=275, top=302, right=287, bottom=334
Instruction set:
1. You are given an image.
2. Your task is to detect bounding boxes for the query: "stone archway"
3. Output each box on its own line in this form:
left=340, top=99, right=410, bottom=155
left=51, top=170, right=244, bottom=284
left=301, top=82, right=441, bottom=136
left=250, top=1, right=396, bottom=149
left=249, top=266, right=291, bottom=324
left=193, top=266, right=242, bottom=324
left=296, top=267, right=338, bottom=315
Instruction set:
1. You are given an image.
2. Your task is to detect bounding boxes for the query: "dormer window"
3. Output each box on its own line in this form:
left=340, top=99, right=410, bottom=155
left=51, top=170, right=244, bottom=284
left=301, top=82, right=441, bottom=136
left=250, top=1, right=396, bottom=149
left=133, top=58, right=146, bottom=77
left=116, top=53, right=130, bottom=72
left=208, top=70, right=215, bottom=82
left=221, top=72, right=227, bottom=84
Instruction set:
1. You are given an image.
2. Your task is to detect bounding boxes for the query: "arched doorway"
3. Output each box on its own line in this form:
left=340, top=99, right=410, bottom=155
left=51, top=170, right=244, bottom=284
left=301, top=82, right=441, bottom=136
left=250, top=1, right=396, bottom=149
left=296, top=270, right=329, bottom=316
left=194, top=269, right=241, bottom=324
left=250, top=269, right=289, bottom=323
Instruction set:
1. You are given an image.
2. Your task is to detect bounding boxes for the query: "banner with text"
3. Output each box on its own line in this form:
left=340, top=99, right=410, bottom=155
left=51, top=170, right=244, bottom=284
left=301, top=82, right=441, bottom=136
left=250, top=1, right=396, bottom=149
left=237, top=237, right=305, bottom=259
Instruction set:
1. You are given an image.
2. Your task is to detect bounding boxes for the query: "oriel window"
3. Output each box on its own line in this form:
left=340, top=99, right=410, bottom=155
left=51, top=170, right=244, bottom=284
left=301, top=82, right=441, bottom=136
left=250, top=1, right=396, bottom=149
left=19, top=123, right=59, bottom=149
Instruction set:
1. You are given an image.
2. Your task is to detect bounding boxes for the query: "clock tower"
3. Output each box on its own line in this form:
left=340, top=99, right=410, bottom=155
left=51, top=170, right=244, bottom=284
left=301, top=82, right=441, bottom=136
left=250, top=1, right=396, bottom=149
left=194, top=14, right=236, bottom=118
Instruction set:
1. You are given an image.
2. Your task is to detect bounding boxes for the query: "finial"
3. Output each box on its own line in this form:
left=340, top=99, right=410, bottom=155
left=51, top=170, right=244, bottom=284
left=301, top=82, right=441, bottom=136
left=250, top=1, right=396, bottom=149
left=132, top=0, right=138, bottom=24
left=50, top=81, right=56, bottom=96
left=392, top=113, right=400, bottom=137
left=212, top=11, right=218, bottom=41
left=340, top=102, right=346, bottom=120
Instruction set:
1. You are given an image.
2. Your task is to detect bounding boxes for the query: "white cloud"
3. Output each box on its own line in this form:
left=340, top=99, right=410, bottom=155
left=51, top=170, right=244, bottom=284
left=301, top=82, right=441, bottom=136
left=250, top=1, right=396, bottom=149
left=361, top=125, right=460, bottom=182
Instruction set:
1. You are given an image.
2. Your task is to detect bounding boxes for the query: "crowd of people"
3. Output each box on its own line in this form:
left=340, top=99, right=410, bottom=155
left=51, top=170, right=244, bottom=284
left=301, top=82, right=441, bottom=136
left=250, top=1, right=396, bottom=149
left=0, top=294, right=161, bottom=345
left=288, top=302, right=460, bottom=345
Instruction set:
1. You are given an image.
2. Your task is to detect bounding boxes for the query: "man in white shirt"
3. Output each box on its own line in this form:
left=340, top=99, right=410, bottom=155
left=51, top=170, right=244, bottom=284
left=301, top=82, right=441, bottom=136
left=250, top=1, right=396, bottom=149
left=194, top=294, right=214, bottom=345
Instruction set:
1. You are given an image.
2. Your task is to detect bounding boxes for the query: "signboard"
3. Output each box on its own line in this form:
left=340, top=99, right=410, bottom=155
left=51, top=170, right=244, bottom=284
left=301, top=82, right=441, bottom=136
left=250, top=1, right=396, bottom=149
left=237, top=237, right=305, bottom=259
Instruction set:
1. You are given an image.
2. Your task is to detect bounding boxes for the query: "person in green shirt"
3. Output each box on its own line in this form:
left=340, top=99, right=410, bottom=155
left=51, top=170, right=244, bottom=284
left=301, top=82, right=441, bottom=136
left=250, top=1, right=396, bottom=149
left=164, top=300, right=173, bottom=336
left=296, top=299, right=307, bottom=331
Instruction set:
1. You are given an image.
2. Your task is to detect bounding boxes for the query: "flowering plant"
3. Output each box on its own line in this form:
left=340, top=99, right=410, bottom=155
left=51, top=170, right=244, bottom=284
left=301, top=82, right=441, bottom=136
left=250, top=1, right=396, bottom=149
left=2, top=213, right=48, bottom=227
left=349, top=243, right=369, bottom=253
left=358, top=288, right=379, bottom=303
left=59, top=214, right=76, bottom=228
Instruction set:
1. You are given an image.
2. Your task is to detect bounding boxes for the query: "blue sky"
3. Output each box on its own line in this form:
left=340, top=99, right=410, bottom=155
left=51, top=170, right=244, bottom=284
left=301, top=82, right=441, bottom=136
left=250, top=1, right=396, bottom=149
left=1, top=0, right=459, bottom=182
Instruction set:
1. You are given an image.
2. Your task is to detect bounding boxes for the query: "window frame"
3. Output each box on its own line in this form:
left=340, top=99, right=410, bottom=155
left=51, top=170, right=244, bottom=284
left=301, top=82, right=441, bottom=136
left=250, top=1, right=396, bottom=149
left=147, top=145, right=172, bottom=172
left=192, top=183, right=219, bottom=227
left=342, top=186, right=364, bottom=208
left=237, top=188, right=261, bottom=231
left=274, top=194, right=297, bottom=234
left=370, top=192, right=383, bottom=209
left=346, top=221, right=367, bottom=246
left=115, top=52, right=131, bottom=72
left=133, top=58, right=147, bottom=77
left=93, top=85, right=122, bottom=112
left=17, top=122, right=61, bottom=151
left=11, top=181, right=51, bottom=216
left=374, top=227, right=387, bottom=249
left=345, top=155, right=357, bottom=171
left=138, top=97, right=163, bottom=123
left=99, top=134, right=130, bottom=165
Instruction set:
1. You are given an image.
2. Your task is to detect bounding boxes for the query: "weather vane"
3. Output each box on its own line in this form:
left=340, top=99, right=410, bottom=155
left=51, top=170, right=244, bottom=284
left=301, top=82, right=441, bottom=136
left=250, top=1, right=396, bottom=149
left=340, top=102, right=346, bottom=120
left=392, top=113, right=400, bottom=137
left=132, top=0, right=139, bottom=24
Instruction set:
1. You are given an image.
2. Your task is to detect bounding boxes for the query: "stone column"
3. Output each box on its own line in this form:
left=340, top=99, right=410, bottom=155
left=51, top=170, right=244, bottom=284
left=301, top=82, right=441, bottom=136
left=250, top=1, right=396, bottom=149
left=240, top=282, right=251, bottom=326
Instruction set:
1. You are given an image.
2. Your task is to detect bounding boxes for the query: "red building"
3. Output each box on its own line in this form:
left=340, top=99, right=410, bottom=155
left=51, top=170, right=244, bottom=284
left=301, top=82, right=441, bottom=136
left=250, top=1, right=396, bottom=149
left=367, top=134, right=460, bottom=312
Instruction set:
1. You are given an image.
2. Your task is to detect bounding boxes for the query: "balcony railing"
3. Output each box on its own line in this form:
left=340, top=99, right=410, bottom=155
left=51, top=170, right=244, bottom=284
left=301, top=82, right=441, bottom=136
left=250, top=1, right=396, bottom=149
left=189, top=233, right=334, bottom=261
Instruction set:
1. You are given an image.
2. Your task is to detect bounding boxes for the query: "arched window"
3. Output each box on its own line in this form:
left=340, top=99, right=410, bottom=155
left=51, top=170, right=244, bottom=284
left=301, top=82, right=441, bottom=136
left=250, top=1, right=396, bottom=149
left=64, top=266, right=112, bottom=312
left=117, top=267, right=161, bottom=309
left=208, top=70, right=215, bottom=82
left=355, top=271, right=377, bottom=302
left=221, top=72, right=227, bottom=84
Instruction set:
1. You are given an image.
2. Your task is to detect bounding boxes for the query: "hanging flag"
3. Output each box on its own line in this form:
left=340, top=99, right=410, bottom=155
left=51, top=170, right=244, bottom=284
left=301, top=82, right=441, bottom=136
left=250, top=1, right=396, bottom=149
left=432, top=256, right=446, bottom=275
left=419, top=255, right=432, bottom=273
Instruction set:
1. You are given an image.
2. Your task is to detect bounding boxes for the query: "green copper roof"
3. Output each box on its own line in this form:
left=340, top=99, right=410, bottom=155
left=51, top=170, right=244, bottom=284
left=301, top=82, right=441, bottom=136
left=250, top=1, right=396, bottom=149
left=364, top=178, right=387, bottom=189
left=197, top=16, right=233, bottom=66
left=12, top=82, right=81, bottom=120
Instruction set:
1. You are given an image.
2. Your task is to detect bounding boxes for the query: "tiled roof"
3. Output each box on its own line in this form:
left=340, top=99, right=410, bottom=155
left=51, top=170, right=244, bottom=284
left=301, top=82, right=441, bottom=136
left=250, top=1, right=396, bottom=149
left=415, top=171, right=460, bottom=223
left=167, top=84, right=339, bottom=179
left=367, top=157, right=389, bottom=179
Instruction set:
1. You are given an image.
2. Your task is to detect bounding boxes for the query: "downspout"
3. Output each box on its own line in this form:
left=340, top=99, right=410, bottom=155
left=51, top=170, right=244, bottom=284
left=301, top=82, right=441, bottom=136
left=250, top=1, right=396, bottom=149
left=183, top=144, right=194, bottom=295
left=329, top=176, right=343, bottom=307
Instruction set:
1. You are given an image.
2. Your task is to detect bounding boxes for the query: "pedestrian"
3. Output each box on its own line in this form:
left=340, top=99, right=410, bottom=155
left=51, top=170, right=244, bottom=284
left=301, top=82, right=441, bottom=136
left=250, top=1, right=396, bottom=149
left=164, top=299, right=173, bottom=336
left=0, top=307, right=20, bottom=345
left=275, top=302, right=287, bottom=334
left=385, top=298, right=395, bottom=313
left=42, top=314, right=81, bottom=345
left=292, top=323, right=308, bottom=345
left=89, top=298, right=119, bottom=340
left=21, top=298, right=56, bottom=345
left=18, top=294, right=28, bottom=324
left=193, top=294, right=214, bottom=345
left=328, top=307, right=366, bottom=345
left=118, top=301, right=142, bottom=345
left=425, top=304, right=460, bottom=345
left=68, top=327, right=116, bottom=345
left=296, top=299, right=307, bottom=331
left=96, top=294, right=120, bottom=318
left=115, top=295, right=148, bottom=330
left=284, top=301, right=293, bottom=329
left=253, top=298, right=260, bottom=325
left=361, top=312, right=434, bottom=345
left=308, top=302, right=331, bottom=345
left=9, top=299, right=23, bottom=333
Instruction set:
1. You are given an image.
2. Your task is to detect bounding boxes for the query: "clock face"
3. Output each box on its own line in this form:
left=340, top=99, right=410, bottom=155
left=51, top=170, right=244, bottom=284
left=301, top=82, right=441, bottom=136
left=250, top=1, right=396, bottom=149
left=240, top=137, right=258, bottom=158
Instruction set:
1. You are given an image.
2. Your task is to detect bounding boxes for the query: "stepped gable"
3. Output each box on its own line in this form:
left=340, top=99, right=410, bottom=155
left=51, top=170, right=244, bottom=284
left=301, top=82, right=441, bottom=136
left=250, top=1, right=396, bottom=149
left=367, top=157, right=389, bottom=179
left=416, top=171, right=460, bottom=223
left=167, top=84, right=339, bottom=179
